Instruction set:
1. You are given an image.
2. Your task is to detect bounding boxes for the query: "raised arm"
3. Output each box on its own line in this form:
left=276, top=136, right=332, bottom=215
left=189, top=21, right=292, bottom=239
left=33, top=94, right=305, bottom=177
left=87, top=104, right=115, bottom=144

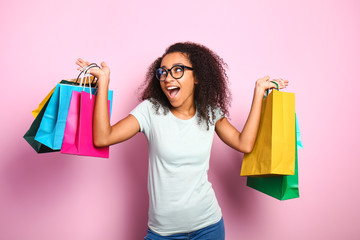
left=215, top=76, right=288, bottom=153
left=76, top=58, right=140, bottom=147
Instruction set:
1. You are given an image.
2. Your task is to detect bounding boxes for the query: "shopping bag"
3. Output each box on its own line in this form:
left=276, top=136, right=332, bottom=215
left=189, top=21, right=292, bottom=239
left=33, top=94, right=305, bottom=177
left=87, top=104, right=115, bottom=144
left=60, top=91, right=81, bottom=155
left=61, top=91, right=110, bottom=158
left=240, top=89, right=296, bottom=176
left=246, top=114, right=302, bottom=200
left=31, top=79, right=82, bottom=118
left=296, top=115, right=303, bottom=150
left=24, top=92, right=59, bottom=153
left=31, top=85, right=57, bottom=118
left=34, top=81, right=113, bottom=150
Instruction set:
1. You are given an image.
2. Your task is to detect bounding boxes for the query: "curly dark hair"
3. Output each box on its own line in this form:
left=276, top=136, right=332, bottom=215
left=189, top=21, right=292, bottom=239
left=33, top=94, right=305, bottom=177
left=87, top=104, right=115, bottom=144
left=139, top=41, right=231, bottom=129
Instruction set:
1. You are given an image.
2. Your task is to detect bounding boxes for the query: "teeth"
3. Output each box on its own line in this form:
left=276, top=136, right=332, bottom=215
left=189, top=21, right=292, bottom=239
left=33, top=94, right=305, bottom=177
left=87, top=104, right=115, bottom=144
left=167, top=86, right=178, bottom=90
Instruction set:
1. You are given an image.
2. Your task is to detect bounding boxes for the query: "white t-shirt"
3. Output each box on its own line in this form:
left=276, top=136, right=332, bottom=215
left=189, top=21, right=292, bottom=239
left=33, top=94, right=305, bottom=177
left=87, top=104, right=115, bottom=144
left=130, top=100, right=224, bottom=236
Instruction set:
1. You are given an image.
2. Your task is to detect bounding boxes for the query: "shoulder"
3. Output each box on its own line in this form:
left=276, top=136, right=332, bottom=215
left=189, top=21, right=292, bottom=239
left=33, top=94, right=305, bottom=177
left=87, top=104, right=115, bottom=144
left=139, top=99, right=153, bottom=107
left=130, top=99, right=157, bottom=133
left=133, top=99, right=155, bottom=112
left=131, top=98, right=169, bottom=118
left=208, top=105, right=225, bottom=124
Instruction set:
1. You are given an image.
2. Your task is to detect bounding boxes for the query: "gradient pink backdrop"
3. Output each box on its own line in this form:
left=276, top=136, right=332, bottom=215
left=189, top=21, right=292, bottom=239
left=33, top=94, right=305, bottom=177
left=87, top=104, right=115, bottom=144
left=1, top=0, right=359, bottom=239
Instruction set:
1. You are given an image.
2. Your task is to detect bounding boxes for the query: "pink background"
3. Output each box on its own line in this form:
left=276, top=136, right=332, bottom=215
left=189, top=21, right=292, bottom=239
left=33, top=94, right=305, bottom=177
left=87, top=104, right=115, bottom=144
left=1, top=0, right=359, bottom=239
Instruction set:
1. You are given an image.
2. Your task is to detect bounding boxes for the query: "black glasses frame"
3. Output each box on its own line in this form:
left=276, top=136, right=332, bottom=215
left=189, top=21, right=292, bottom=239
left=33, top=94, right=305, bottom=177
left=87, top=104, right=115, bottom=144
left=156, top=64, right=193, bottom=81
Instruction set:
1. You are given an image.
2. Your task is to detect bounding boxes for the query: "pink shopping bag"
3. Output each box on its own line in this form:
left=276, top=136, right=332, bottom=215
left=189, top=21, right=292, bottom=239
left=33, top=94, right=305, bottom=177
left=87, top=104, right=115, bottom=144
left=61, top=91, right=110, bottom=158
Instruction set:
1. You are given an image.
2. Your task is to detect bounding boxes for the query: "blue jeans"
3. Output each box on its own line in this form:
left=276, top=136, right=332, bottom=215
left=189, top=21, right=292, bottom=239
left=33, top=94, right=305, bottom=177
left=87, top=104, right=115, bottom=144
left=144, top=218, right=225, bottom=240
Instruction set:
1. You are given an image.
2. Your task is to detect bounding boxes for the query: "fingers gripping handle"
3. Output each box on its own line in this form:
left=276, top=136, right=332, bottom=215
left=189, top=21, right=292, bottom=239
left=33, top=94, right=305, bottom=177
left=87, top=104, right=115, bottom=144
left=76, top=63, right=100, bottom=85
left=264, top=80, right=279, bottom=98
left=76, top=63, right=100, bottom=99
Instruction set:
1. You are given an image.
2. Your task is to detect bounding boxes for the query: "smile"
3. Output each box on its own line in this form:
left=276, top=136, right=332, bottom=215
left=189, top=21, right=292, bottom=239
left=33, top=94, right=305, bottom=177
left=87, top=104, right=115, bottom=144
left=166, top=86, right=180, bottom=99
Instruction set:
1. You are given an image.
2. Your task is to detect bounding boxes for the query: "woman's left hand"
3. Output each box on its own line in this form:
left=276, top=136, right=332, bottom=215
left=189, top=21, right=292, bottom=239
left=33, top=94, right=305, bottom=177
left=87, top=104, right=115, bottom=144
left=255, top=75, right=289, bottom=92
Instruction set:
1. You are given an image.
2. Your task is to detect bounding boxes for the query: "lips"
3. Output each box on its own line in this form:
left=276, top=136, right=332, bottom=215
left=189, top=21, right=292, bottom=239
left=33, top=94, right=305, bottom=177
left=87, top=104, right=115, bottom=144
left=166, top=86, right=180, bottom=99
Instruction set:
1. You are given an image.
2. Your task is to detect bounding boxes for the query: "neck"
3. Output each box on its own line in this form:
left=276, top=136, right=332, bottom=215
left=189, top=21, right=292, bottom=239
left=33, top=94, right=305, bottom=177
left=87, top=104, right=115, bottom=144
left=170, top=103, right=196, bottom=120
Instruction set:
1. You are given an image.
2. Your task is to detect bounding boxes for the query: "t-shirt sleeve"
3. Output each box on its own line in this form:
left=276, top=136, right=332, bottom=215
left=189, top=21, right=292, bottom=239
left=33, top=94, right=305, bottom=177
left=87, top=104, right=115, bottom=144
left=214, top=107, right=225, bottom=124
left=130, top=100, right=152, bottom=134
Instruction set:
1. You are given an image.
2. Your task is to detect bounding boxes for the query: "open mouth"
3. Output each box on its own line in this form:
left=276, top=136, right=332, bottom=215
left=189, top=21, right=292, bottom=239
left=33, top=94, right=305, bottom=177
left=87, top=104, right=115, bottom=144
left=167, top=86, right=180, bottom=98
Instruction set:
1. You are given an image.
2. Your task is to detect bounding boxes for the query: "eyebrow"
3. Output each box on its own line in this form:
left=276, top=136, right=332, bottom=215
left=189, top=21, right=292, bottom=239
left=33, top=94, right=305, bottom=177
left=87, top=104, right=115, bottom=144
left=161, top=63, right=185, bottom=69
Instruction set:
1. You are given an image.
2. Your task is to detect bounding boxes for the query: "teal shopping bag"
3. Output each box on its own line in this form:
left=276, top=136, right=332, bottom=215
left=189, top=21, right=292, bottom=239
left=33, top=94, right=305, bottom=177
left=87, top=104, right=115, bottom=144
left=35, top=81, right=113, bottom=150
left=246, top=114, right=302, bottom=200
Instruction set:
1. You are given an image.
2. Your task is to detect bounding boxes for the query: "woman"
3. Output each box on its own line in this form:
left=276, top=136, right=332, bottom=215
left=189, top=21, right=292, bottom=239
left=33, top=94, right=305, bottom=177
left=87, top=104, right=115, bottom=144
left=76, top=42, right=288, bottom=240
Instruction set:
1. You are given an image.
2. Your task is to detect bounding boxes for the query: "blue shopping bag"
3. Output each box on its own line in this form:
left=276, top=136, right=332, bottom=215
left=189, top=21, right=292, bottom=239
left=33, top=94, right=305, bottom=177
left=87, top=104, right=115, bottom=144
left=35, top=81, right=113, bottom=150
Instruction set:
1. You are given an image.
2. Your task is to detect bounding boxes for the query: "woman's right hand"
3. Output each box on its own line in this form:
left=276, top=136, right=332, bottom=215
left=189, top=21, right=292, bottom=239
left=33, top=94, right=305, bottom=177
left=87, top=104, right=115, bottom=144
left=76, top=58, right=111, bottom=85
left=255, top=75, right=289, bottom=93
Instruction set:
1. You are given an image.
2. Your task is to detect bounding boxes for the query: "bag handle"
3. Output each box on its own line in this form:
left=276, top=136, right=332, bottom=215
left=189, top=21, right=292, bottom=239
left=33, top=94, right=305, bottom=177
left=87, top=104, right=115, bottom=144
left=76, top=63, right=99, bottom=85
left=76, top=63, right=100, bottom=99
left=84, top=65, right=100, bottom=99
left=264, top=80, right=279, bottom=98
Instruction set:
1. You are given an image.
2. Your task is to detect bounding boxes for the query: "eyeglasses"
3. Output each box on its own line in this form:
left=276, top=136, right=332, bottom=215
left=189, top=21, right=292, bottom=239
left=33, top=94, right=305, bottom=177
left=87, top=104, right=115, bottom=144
left=156, top=64, right=193, bottom=82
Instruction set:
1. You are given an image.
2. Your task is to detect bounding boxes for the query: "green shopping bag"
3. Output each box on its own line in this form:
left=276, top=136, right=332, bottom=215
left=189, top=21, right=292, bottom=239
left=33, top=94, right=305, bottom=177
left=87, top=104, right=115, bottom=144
left=246, top=114, right=302, bottom=200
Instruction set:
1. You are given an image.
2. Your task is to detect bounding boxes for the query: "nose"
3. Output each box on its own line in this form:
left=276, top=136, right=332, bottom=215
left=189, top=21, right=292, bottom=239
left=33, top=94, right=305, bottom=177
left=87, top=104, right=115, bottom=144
left=164, top=72, right=175, bottom=82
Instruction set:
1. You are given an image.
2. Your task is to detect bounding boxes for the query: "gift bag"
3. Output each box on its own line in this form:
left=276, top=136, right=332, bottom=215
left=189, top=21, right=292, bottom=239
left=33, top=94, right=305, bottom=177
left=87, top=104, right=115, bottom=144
left=240, top=89, right=296, bottom=176
left=31, top=79, right=82, bottom=118
left=24, top=92, right=59, bottom=153
left=34, top=80, right=113, bottom=150
left=246, top=114, right=302, bottom=200
left=61, top=91, right=111, bottom=158
left=31, top=85, right=57, bottom=118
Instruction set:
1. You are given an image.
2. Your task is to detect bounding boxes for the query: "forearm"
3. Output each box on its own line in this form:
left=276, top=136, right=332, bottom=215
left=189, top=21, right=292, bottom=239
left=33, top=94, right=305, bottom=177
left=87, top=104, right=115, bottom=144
left=93, top=77, right=111, bottom=146
left=216, top=76, right=287, bottom=153
left=239, top=86, right=265, bottom=152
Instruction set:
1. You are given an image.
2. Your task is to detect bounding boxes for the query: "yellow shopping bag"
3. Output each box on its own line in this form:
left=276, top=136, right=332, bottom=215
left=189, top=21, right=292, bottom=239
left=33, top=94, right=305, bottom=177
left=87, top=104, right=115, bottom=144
left=240, top=89, right=296, bottom=176
left=31, top=86, right=57, bottom=118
